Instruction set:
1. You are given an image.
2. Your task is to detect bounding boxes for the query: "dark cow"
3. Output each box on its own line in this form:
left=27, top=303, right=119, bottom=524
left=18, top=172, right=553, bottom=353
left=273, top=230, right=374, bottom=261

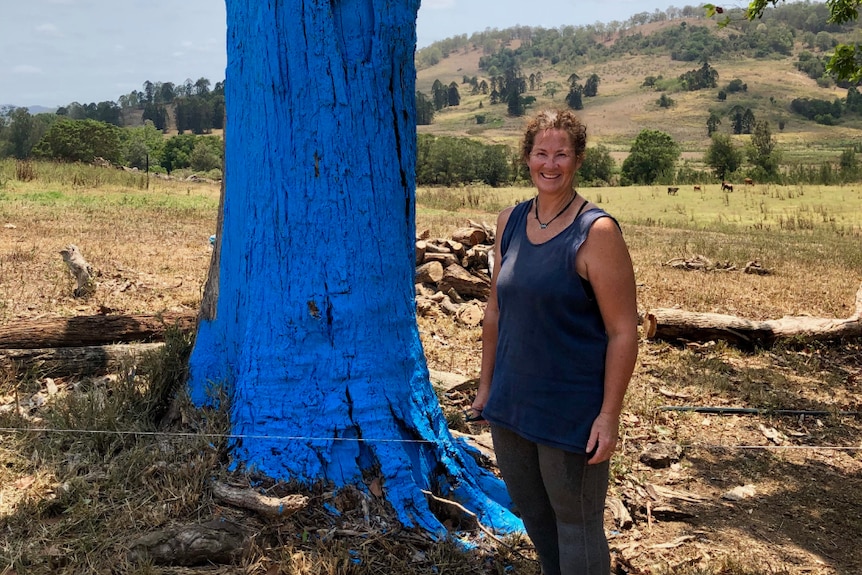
left=721, top=181, right=734, bottom=192
left=693, top=185, right=702, bottom=191
left=667, top=186, right=679, bottom=195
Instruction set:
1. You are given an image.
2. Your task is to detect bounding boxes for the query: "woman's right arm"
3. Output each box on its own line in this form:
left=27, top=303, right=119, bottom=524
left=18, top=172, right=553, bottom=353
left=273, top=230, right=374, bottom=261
left=473, top=207, right=514, bottom=414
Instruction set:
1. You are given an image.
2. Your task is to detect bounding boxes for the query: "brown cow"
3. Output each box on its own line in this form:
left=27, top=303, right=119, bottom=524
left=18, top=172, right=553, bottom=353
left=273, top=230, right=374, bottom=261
left=721, top=181, right=734, bottom=192
left=693, top=185, right=702, bottom=191
left=744, top=178, right=754, bottom=185
left=667, top=186, right=679, bottom=195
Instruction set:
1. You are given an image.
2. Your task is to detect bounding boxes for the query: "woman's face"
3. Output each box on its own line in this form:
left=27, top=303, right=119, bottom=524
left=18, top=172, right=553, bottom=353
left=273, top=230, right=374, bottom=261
left=527, top=129, right=581, bottom=197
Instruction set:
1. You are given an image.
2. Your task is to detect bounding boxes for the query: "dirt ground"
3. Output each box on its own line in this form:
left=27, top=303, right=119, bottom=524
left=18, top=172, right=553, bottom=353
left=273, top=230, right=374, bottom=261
left=1, top=177, right=860, bottom=574
left=420, top=315, right=862, bottom=575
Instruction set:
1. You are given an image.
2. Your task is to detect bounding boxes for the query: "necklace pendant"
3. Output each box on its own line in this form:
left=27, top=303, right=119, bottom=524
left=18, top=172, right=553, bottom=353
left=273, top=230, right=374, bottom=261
left=539, top=223, right=549, bottom=229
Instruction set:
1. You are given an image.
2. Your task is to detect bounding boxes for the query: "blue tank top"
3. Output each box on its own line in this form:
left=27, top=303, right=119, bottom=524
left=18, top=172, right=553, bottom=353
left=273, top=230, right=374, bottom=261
left=481, top=199, right=616, bottom=453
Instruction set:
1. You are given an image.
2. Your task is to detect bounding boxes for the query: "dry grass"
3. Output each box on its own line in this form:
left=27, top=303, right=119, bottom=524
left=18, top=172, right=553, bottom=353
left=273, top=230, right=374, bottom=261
left=1, top=163, right=861, bottom=574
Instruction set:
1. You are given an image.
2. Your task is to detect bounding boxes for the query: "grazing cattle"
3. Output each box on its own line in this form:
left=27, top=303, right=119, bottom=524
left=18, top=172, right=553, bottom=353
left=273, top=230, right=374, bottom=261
left=693, top=185, right=702, bottom=191
left=667, top=186, right=679, bottom=195
left=744, top=178, right=754, bottom=185
left=721, top=181, right=734, bottom=192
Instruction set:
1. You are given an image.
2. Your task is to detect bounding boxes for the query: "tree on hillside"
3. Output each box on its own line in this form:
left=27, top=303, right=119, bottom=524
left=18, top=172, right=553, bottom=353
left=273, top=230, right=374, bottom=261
left=431, top=79, right=448, bottom=111
left=583, top=73, right=601, bottom=97
left=707, top=111, right=722, bottom=136
left=415, top=91, right=434, bottom=125
left=729, top=105, right=746, bottom=134
left=142, top=104, right=169, bottom=131
left=187, top=0, right=520, bottom=536
left=159, top=82, right=177, bottom=103
left=543, top=80, right=561, bottom=99
left=747, top=119, right=781, bottom=179
left=742, top=108, right=756, bottom=134
left=506, top=88, right=525, bottom=116
left=566, top=83, right=584, bottom=110
left=705, top=132, right=744, bottom=180
left=742, top=0, right=862, bottom=82
left=447, top=81, right=461, bottom=106
left=621, top=129, right=680, bottom=184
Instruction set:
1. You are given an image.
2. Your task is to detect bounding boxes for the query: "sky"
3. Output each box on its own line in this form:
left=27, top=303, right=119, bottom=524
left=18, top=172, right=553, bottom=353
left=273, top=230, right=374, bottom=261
left=1, top=0, right=682, bottom=108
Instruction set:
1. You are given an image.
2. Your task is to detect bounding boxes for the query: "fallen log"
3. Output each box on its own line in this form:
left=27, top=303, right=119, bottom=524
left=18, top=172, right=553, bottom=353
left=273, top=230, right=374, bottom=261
left=415, top=261, right=444, bottom=285
left=451, top=227, right=488, bottom=247
left=645, top=282, right=862, bottom=347
left=212, top=481, right=309, bottom=519
left=0, top=312, right=196, bottom=349
left=0, top=343, right=164, bottom=377
left=438, top=264, right=491, bottom=300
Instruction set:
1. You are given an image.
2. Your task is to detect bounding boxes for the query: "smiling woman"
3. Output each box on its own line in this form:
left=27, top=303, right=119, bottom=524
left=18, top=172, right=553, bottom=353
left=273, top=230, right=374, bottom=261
left=474, top=109, right=638, bottom=575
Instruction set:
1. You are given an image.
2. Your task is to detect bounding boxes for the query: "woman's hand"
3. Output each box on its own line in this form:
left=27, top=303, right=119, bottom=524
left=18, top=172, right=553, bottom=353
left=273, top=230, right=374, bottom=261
left=585, top=411, right=620, bottom=464
left=465, top=406, right=486, bottom=423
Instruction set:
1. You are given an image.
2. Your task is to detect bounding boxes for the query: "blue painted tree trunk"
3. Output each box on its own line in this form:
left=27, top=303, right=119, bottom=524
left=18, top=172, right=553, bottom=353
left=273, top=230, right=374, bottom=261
left=187, top=0, right=521, bottom=536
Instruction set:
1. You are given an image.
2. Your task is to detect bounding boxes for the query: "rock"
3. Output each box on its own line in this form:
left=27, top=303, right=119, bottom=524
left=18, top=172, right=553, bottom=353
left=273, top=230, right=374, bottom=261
left=639, top=443, right=683, bottom=468
left=721, top=484, right=756, bottom=501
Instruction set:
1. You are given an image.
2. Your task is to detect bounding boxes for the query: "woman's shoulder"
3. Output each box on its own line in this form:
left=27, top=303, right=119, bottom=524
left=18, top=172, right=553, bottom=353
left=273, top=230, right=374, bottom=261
left=497, top=200, right=528, bottom=227
left=581, top=205, right=620, bottom=231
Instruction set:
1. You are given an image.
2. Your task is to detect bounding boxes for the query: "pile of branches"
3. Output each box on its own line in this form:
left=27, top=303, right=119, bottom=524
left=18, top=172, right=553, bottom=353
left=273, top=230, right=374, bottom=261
left=415, top=221, right=495, bottom=327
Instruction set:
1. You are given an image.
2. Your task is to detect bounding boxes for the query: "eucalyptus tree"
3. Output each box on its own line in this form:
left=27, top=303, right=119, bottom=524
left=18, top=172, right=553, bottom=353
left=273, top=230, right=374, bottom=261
left=187, top=0, right=520, bottom=536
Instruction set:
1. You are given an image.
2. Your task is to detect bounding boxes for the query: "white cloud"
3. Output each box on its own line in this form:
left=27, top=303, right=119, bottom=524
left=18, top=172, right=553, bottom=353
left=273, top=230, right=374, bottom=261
left=35, top=23, right=61, bottom=36
left=12, top=65, right=44, bottom=75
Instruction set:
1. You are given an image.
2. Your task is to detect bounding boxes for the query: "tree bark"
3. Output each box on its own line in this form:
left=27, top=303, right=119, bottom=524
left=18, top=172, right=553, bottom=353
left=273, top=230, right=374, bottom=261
left=127, top=520, right=248, bottom=566
left=0, top=313, right=195, bottom=349
left=644, top=282, right=862, bottom=347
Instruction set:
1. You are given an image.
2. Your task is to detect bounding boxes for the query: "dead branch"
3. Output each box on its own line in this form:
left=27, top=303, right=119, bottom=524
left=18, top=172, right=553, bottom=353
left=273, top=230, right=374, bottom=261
left=212, top=481, right=309, bottom=519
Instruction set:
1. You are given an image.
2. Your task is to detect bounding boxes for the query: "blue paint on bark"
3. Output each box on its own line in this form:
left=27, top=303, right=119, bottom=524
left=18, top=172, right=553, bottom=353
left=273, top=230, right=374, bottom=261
left=188, top=0, right=523, bottom=536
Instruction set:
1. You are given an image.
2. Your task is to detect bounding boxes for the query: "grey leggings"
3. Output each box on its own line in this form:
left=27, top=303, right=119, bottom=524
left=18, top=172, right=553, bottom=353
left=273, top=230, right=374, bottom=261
left=491, top=425, right=610, bottom=575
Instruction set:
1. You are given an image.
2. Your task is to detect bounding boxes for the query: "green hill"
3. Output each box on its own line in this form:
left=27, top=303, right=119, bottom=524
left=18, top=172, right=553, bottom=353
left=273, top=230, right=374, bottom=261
left=415, top=7, right=862, bottom=171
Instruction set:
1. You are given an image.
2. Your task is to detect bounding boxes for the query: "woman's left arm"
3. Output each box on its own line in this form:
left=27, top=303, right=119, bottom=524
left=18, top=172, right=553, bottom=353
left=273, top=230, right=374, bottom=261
left=578, top=217, right=639, bottom=464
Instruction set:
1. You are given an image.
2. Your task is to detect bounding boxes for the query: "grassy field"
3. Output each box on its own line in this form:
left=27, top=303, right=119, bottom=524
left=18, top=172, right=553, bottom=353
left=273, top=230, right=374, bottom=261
left=0, top=164, right=860, bottom=574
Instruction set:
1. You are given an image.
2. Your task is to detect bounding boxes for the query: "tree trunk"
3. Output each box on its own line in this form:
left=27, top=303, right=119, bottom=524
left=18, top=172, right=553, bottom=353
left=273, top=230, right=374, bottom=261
left=186, top=0, right=519, bottom=536
left=644, top=282, right=862, bottom=347
left=0, top=313, right=195, bottom=349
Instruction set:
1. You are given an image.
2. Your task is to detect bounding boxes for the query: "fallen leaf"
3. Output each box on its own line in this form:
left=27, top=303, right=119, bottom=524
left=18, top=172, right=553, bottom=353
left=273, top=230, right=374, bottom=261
left=369, top=477, right=383, bottom=498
